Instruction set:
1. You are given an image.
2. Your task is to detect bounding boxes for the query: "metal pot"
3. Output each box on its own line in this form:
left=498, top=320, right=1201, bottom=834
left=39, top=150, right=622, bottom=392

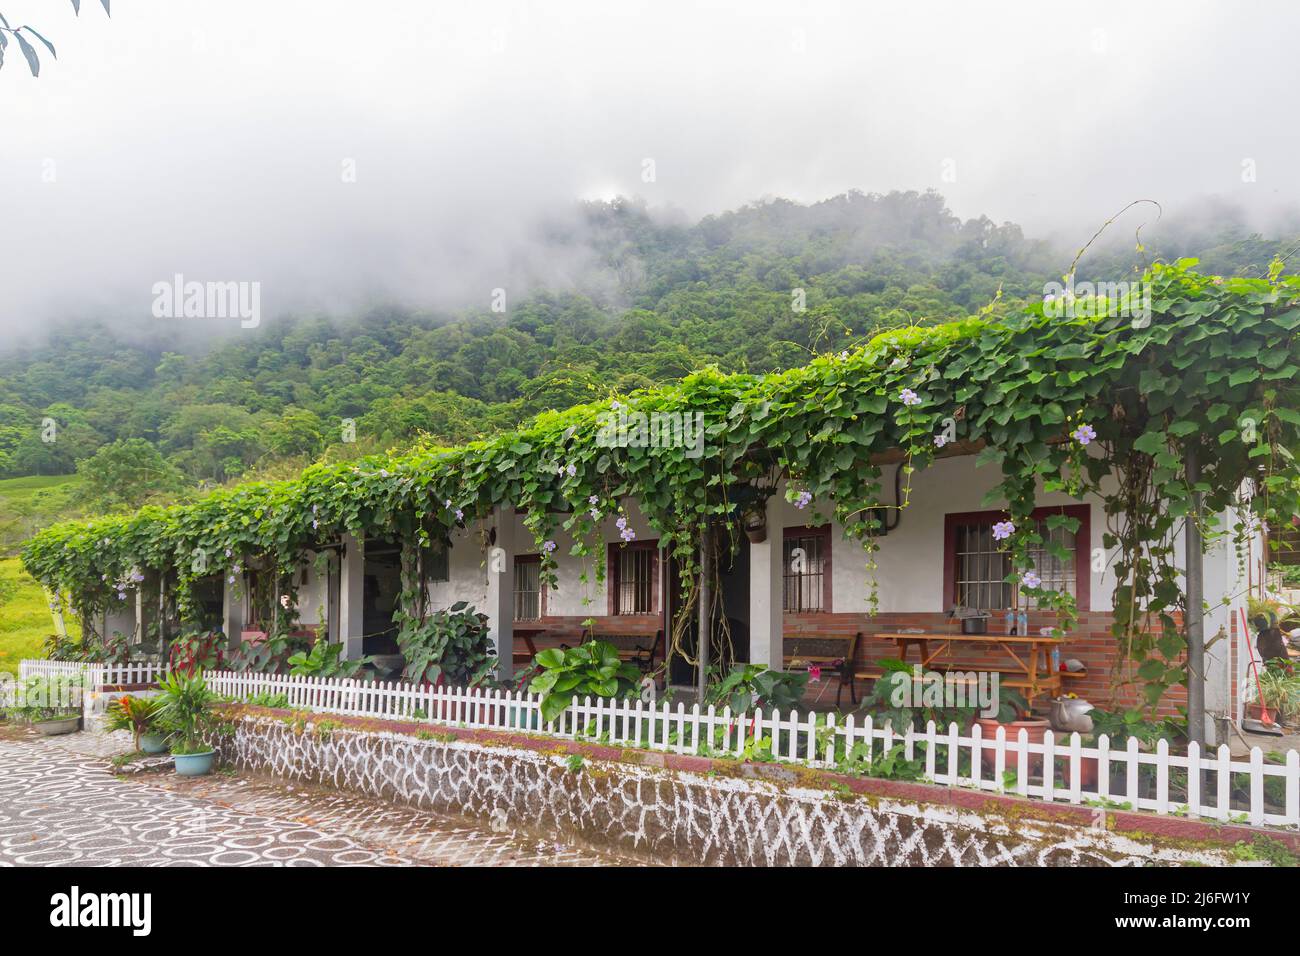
left=1049, top=697, right=1094, bottom=734
left=960, top=616, right=988, bottom=635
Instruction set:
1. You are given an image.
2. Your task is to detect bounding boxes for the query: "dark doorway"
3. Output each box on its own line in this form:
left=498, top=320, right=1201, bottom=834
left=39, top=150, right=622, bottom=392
left=362, top=538, right=402, bottom=655
left=665, top=531, right=751, bottom=687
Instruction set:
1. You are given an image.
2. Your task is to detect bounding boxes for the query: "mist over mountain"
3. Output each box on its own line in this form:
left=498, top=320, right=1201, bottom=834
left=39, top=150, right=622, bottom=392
left=2, top=186, right=1297, bottom=528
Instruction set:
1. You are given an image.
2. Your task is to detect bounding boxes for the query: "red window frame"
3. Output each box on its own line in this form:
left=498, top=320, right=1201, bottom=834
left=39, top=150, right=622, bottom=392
left=942, top=505, right=1090, bottom=611
left=782, top=524, right=833, bottom=614
left=513, top=553, right=546, bottom=621
left=606, top=540, right=660, bottom=616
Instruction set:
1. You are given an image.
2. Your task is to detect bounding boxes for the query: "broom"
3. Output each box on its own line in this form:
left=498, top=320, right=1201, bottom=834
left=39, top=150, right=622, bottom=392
left=1240, top=607, right=1285, bottom=736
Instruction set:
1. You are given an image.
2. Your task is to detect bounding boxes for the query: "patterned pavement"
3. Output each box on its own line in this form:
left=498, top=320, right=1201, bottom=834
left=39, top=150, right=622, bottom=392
left=0, top=727, right=643, bottom=867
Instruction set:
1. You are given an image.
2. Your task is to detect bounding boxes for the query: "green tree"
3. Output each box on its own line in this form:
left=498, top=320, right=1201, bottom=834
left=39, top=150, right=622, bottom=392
left=75, top=439, right=185, bottom=512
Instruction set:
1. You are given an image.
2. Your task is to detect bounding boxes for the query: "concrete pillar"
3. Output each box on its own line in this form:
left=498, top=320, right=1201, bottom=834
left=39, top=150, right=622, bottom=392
left=221, top=573, right=244, bottom=649
left=134, top=589, right=144, bottom=645
left=485, top=505, right=515, bottom=683
left=748, top=495, right=785, bottom=669
left=339, top=533, right=366, bottom=660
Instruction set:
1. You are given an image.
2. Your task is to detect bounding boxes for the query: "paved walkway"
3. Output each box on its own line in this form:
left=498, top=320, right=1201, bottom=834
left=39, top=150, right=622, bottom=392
left=0, top=727, right=643, bottom=867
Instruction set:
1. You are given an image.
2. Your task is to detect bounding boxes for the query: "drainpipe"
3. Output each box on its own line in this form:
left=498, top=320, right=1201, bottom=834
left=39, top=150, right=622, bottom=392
left=1185, top=444, right=1205, bottom=747
left=697, top=526, right=712, bottom=703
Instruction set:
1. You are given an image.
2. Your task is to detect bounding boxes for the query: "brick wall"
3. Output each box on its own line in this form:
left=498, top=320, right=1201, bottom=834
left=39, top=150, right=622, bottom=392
left=514, top=610, right=1187, bottom=716
left=785, top=608, right=1186, bottom=715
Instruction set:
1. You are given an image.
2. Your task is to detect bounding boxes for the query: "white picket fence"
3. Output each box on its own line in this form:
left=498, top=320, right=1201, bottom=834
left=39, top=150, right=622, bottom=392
left=15, top=660, right=1299, bottom=828
left=199, top=669, right=1300, bottom=830
left=18, top=659, right=167, bottom=687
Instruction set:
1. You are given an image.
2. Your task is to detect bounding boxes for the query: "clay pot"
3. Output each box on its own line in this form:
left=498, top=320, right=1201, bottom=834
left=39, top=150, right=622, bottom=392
left=1064, top=754, right=1100, bottom=790
left=975, top=717, right=1050, bottom=775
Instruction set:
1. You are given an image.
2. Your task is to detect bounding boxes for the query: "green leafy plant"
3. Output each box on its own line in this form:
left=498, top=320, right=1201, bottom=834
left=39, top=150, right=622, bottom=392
left=105, top=694, right=163, bottom=751
left=6, top=674, right=82, bottom=722
left=706, top=663, right=808, bottom=714
left=155, top=670, right=218, bottom=756
left=1088, top=707, right=1179, bottom=748
left=226, top=632, right=312, bottom=674
left=397, top=602, right=496, bottom=688
left=857, top=658, right=978, bottom=732
left=287, top=640, right=371, bottom=679
left=529, top=641, right=640, bottom=723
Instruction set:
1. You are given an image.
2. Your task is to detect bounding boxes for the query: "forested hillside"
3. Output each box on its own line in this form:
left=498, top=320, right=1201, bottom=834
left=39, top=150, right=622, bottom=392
left=0, top=189, right=1293, bottom=534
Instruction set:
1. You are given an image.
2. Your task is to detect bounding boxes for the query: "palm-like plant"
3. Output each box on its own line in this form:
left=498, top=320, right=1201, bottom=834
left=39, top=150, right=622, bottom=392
left=105, top=694, right=163, bottom=752
left=155, top=671, right=218, bottom=755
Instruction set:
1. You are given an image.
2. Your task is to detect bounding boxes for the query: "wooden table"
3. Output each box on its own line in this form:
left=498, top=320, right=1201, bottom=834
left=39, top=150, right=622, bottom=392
left=874, top=631, right=1066, bottom=701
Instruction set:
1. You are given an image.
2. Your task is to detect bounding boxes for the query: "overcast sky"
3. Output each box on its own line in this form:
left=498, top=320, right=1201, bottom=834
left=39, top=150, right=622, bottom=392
left=0, top=0, right=1296, bottom=333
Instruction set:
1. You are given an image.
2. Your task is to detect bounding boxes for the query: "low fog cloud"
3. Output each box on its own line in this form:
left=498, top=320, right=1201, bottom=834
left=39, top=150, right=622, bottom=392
left=0, top=0, right=1297, bottom=337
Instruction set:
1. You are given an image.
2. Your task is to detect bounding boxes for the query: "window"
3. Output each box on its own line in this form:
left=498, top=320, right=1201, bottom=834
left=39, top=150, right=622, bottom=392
left=783, top=526, right=831, bottom=613
left=608, top=541, right=659, bottom=615
left=422, top=541, right=450, bottom=584
left=514, top=555, right=542, bottom=621
left=943, top=506, right=1089, bottom=611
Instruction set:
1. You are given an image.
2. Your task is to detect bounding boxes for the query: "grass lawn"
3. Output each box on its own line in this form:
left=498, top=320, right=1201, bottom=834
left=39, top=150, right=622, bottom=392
left=0, top=557, right=56, bottom=676
left=0, top=474, right=83, bottom=557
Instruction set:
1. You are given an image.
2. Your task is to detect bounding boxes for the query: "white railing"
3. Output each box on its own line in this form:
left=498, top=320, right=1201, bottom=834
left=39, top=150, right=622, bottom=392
left=18, top=659, right=168, bottom=687
left=202, top=669, right=1300, bottom=830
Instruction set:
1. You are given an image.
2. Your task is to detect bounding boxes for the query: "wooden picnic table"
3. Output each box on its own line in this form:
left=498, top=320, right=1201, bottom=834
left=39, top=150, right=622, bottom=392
left=873, top=631, right=1066, bottom=701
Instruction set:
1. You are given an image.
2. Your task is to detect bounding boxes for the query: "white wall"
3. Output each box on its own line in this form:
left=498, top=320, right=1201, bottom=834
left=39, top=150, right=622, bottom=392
left=422, top=500, right=658, bottom=618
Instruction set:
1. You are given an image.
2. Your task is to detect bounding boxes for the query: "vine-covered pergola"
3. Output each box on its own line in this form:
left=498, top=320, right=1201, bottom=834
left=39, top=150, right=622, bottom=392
left=23, top=261, right=1300, bottom=738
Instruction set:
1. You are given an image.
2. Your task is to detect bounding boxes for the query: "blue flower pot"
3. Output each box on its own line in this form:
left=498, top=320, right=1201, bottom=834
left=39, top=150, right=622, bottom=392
left=140, top=733, right=168, bottom=754
left=173, top=751, right=215, bottom=776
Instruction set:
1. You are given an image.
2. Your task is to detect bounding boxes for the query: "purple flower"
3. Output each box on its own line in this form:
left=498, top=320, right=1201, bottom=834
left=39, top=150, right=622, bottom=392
left=566, top=463, right=576, bottom=477
left=794, top=490, right=813, bottom=510
left=933, top=434, right=948, bottom=448
left=588, top=495, right=599, bottom=505
left=991, top=520, right=1015, bottom=541
left=312, top=519, right=319, bottom=530
left=900, top=388, right=921, bottom=407
left=1022, top=571, right=1041, bottom=589
left=543, top=539, right=557, bottom=554
left=455, top=508, right=464, bottom=522
left=1072, top=423, right=1097, bottom=446
left=615, top=516, right=627, bottom=530
left=620, top=527, right=637, bottom=542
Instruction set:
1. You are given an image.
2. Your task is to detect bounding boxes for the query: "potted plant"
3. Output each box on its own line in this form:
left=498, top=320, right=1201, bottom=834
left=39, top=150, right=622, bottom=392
left=105, top=694, right=167, bottom=753
left=742, top=507, right=767, bottom=544
left=156, top=670, right=219, bottom=776
left=974, top=686, right=1049, bottom=775
left=13, top=675, right=83, bottom=735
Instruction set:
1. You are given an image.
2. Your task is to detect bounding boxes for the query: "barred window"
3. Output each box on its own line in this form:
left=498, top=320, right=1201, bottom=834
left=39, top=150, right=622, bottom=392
left=947, top=508, right=1085, bottom=611
left=611, top=543, right=657, bottom=615
left=783, top=527, right=829, bottom=612
left=514, top=557, right=541, bottom=621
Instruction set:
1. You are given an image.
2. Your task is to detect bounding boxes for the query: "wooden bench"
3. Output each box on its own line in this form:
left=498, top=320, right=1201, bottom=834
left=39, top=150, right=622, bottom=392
left=783, top=632, right=862, bottom=707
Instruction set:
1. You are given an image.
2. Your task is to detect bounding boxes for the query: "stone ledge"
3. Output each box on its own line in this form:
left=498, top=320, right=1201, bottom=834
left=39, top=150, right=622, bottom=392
left=214, top=704, right=1293, bottom=864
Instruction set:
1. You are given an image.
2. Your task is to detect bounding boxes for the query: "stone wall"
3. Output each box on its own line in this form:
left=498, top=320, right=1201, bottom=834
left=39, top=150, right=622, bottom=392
left=212, top=712, right=1261, bottom=867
